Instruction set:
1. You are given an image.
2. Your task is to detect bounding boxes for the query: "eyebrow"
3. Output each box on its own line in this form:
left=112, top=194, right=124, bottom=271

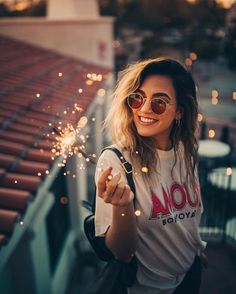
left=137, top=88, right=171, bottom=100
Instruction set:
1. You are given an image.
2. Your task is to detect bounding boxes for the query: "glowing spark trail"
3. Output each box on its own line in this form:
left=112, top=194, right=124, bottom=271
left=52, top=125, right=96, bottom=165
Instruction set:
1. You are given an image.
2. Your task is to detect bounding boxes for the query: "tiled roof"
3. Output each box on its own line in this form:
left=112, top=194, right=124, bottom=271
left=0, top=35, right=111, bottom=249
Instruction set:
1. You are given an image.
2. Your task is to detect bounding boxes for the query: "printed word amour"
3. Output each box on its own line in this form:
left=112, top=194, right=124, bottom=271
left=150, top=182, right=200, bottom=219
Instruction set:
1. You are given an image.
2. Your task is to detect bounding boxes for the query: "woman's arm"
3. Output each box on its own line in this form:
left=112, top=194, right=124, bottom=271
left=97, top=167, right=138, bottom=262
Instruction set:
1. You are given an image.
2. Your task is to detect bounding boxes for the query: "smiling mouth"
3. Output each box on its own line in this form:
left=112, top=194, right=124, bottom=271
left=138, top=116, right=158, bottom=124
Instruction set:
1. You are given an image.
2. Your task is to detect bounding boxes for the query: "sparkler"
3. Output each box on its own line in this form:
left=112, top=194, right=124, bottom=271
left=49, top=71, right=106, bottom=168
left=52, top=123, right=96, bottom=165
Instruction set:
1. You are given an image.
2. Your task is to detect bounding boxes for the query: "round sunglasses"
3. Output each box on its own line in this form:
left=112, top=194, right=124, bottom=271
left=127, top=92, right=175, bottom=115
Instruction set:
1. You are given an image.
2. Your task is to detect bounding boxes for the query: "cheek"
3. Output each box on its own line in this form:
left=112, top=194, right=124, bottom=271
left=163, top=109, right=176, bottom=121
left=132, top=109, right=137, bottom=120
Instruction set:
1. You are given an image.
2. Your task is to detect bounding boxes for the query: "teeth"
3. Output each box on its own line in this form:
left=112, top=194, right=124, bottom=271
left=139, top=116, right=156, bottom=123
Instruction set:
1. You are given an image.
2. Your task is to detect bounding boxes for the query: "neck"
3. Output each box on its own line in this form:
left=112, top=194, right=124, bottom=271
left=154, top=140, right=172, bottom=151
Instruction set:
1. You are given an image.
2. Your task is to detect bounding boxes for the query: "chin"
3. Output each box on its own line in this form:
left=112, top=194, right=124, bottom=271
left=136, top=127, right=159, bottom=137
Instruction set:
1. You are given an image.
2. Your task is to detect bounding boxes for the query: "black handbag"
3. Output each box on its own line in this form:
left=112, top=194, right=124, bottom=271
left=88, top=257, right=138, bottom=294
left=83, top=147, right=137, bottom=293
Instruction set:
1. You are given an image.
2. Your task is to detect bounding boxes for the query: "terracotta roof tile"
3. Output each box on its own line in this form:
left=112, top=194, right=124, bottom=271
left=0, top=35, right=111, bottom=249
left=0, top=234, right=8, bottom=247
left=0, top=140, right=53, bottom=163
left=7, top=123, right=43, bottom=136
left=1, top=172, right=41, bottom=192
left=0, top=187, right=31, bottom=212
left=0, top=130, right=52, bottom=150
left=0, top=153, right=50, bottom=175
left=0, top=209, right=20, bottom=235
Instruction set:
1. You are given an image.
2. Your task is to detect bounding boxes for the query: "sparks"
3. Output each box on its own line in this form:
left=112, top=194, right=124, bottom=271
left=141, top=167, right=149, bottom=173
left=51, top=122, right=96, bottom=165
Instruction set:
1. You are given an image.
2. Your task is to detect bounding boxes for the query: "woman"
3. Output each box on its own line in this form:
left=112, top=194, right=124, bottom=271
left=95, top=57, right=207, bottom=293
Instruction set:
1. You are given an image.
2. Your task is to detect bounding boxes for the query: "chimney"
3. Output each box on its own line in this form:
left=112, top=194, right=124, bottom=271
left=47, top=0, right=100, bottom=20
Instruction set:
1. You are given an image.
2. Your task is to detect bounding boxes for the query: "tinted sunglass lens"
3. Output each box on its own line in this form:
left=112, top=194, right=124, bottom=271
left=152, top=99, right=166, bottom=114
left=128, top=94, right=143, bottom=109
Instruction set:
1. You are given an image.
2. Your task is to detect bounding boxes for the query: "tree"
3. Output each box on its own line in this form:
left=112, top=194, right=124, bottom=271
left=224, top=4, right=236, bottom=69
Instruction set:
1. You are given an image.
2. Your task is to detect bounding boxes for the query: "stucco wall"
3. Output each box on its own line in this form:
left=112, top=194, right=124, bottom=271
left=0, top=17, right=114, bottom=68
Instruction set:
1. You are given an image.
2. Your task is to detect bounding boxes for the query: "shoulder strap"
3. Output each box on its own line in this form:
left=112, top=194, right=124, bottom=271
left=91, top=147, right=136, bottom=213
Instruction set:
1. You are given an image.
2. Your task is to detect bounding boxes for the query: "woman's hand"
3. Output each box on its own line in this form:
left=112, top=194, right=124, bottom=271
left=97, top=167, right=134, bottom=207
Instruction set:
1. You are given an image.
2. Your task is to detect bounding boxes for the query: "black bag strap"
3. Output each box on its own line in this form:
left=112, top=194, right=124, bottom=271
left=92, top=146, right=136, bottom=213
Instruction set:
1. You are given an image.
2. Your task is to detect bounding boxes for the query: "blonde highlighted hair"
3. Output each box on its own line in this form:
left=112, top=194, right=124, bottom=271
left=104, top=57, right=199, bottom=186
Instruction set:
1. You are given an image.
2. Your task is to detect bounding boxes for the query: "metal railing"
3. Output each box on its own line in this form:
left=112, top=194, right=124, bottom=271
left=199, top=162, right=236, bottom=245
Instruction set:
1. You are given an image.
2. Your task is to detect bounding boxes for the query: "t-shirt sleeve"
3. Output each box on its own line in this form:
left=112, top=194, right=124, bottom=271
left=94, top=149, right=128, bottom=237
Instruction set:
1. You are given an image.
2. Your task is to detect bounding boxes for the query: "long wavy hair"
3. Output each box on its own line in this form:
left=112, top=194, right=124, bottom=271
left=104, top=57, right=199, bottom=186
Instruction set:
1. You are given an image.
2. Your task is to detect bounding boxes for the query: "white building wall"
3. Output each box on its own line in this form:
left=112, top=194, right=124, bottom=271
left=0, top=17, right=114, bottom=68
left=47, top=0, right=100, bottom=20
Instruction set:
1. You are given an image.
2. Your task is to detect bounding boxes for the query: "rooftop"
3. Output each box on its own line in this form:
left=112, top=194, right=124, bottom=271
left=0, top=35, right=111, bottom=249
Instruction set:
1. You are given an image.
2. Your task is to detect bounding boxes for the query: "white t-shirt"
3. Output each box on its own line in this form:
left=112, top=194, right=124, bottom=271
left=95, top=144, right=206, bottom=290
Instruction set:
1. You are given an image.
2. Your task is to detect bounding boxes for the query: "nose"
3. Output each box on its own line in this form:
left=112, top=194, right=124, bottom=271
left=140, top=98, right=153, bottom=113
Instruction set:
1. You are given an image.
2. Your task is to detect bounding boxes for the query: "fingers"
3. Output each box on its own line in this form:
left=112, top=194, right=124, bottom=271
left=106, top=182, right=133, bottom=207
left=105, top=172, right=122, bottom=198
left=97, top=166, right=133, bottom=207
left=106, top=181, right=126, bottom=204
left=97, top=167, right=112, bottom=194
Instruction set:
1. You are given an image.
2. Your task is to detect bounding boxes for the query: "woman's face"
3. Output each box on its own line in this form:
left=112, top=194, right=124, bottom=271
left=131, top=74, right=181, bottom=150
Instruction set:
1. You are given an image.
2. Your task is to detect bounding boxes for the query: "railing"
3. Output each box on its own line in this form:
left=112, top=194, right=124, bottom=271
left=199, top=161, right=236, bottom=245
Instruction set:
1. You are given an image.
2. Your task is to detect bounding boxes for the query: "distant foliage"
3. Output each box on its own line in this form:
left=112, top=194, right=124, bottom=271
left=98, top=0, right=228, bottom=62
left=0, top=0, right=46, bottom=17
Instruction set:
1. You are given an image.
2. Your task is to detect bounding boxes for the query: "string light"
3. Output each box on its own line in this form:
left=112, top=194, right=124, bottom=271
left=60, top=197, right=68, bottom=205
left=189, top=52, right=197, bottom=61
left=211, top=98, right=218, bottom=105
left=211, top=90, right=219, bottom=105
left=226, top=167, right=233, bottom=176
left=197, top=113, right=203, bottom=122
left=87, top=73, right=103, bottom=82
left=185, top=58, right=192, bottom=66
left=97, top=88, right=106, bottom=97
left=74, top=104, right=83, bottom=112
left=211, top=90, right=218, bottom=98
left=208, top=129, right=215, bottom=138
left=86, top=80, right=93, bottom=85
left=135, top=210, right=141, bottom=216
left=112, top=40, right=121, bottom=48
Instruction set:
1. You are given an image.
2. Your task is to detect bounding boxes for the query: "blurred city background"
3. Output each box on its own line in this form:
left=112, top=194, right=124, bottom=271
left=0, top=0, right=236, bottom=293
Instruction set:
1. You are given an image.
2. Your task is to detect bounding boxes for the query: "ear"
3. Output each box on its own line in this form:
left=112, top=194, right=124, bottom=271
left=176, top=107, right=183, bottom=120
